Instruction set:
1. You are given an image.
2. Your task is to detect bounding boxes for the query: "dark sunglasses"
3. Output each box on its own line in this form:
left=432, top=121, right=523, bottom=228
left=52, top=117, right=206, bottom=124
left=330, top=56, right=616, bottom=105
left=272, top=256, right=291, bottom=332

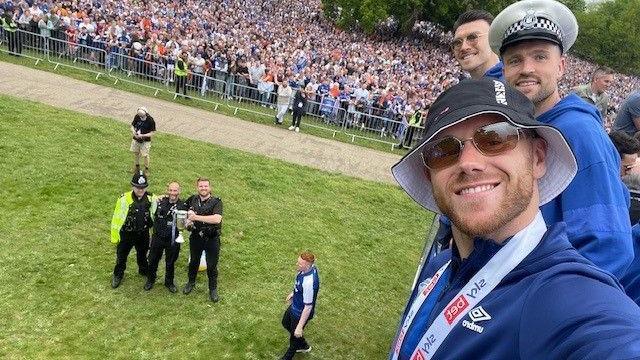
left=450, top=32, right=486, bottom=51
left=421, top=122, right=524, bottom=170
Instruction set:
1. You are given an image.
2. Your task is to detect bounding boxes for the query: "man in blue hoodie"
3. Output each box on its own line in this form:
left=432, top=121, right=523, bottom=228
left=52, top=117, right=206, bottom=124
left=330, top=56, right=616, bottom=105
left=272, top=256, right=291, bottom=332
left=489, top=0, right=633, bottom=278
left=390, top=77, right=640, bottom=360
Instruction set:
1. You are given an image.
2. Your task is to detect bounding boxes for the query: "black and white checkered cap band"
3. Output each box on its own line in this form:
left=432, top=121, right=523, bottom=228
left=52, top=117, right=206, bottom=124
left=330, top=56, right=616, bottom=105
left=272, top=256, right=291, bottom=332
left=503, top=17, right=562, bottom=41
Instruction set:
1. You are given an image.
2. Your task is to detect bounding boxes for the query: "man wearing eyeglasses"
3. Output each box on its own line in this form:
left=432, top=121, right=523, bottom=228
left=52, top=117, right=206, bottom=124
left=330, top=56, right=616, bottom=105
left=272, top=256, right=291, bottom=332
left=489, top=0, right=633, bottom=279
left=389, top=77, right=640, bottom=360
left=451, top=10, right=501, bottom=80
left=433, top=9, right=504, bottom=264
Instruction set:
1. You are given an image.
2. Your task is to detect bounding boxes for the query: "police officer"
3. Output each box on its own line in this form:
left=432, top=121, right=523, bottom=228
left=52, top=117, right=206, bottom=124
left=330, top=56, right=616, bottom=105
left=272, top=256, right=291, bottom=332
left=110, top=173, right=155, bottom=289
left=182, top=177, right=223, bottom=302
left=144, top=181, right=185, bottom=293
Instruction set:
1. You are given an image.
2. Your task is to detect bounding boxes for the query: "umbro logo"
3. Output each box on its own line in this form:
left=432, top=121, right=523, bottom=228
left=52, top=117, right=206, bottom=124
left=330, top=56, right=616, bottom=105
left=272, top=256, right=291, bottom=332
left=461, top=306, right=491, bottom=334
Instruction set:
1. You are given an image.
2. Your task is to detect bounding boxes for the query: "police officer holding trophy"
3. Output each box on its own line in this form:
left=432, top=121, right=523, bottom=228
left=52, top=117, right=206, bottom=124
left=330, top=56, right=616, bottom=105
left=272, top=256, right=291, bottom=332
left=182, top=177, right=224, bottom=302
left=144, top=181, right=186, bottom=293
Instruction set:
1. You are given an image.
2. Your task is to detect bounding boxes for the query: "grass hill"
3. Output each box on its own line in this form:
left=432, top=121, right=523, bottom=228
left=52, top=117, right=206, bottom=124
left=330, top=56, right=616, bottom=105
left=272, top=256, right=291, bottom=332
left=0, top=94, right=431, bottom=359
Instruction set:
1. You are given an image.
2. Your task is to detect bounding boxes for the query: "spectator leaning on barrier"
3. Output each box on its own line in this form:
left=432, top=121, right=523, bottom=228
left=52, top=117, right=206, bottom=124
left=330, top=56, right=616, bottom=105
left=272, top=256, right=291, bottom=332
left=491, top=0, right=633, bottom=279
left=130, top=107, right=156, bottom=176
left=110, top=173, right=157, bottom=289
left=571, top=66, right=615, bottom=126
left=451, top=10, right=501, bottom=80
left=390, top=78, right=640, bottom=360
left=280, top=251, right=320, bottom=360
left=613, top=91, right=640, bottom=136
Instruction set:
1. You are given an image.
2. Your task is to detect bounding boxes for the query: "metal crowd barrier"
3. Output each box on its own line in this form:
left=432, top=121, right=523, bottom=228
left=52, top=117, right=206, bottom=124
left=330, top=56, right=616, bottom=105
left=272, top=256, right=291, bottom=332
left=46, top=36, right=107, bottom=79
left=299, top=98, right=348, bottom=135
left=0, top=28, right=407, bottom=150
left=108, top=52, right=167, bottom=95
left=168, top=71, right=222, bottom=111
left=0, top=28, right=48, bottom=64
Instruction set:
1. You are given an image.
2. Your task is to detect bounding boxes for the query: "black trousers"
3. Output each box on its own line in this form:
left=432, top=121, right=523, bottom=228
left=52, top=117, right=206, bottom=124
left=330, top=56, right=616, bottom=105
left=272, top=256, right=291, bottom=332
left=403, top=126, right=416, bottom=148
left=281, top=306, right=310, bottom=359
left=7, top=31, right=22, bottom=54
left=187, top=235, right=220, bottom=290
left=113, top=230, right=149, bottom=278
left=292, top=112, right=303, bottom=127
left=175, top=75, right=187, bottom=96
left=147, top=234, right=181, bottom=285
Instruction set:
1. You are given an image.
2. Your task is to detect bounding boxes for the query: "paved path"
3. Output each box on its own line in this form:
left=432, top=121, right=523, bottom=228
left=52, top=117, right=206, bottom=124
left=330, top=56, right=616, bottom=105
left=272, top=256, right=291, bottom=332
left=0, top=61, right=401, bottom=184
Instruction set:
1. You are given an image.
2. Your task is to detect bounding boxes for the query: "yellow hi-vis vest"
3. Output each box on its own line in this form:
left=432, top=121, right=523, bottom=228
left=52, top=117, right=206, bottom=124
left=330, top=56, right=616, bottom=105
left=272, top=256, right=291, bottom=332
left=175, top=58, right=187, bottom=77
left=110, top=192, right=158, bottom=244
left=1, top=16, right=17, bottom=32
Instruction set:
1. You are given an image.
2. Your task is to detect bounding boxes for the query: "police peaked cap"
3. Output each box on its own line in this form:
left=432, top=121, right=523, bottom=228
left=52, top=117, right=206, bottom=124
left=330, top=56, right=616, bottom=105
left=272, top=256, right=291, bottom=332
left=489, top=0, right=578, bottom=55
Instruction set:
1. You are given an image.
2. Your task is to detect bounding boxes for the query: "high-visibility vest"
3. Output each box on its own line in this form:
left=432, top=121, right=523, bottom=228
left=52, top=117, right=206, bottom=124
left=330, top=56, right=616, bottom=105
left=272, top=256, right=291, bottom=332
left=110, top=191, right=158, bottom=244
left=175, top=58, right=188, bottom=77
left=409, top=111, right=422, bottom=127
left=1, top=16, right=17, bottom=32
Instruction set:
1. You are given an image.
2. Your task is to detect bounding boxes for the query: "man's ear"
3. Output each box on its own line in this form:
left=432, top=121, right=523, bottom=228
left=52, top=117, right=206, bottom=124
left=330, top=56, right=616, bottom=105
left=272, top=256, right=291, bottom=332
left=532, top=137, right=547, bottom=180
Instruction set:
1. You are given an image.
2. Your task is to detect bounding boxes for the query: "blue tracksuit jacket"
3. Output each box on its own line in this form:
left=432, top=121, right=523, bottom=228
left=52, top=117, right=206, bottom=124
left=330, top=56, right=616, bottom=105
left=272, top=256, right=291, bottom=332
left=395, top=222, right=640, bottom=360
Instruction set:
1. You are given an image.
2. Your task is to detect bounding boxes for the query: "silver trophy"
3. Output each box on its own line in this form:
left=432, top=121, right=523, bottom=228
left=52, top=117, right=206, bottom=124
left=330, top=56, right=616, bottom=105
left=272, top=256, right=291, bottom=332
left=175, top=210, right=189, bottom=230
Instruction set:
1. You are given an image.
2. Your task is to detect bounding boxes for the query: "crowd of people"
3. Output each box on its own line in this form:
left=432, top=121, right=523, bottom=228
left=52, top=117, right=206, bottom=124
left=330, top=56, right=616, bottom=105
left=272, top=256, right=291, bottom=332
left=2, top=0, right=639, bottom=135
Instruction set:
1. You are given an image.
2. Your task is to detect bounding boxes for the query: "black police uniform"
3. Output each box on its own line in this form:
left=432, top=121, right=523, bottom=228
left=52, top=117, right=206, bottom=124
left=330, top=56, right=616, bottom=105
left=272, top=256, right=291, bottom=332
left=147, top=197, right=186, bottom=288
left=185, top=195, right=223, bottom=292
left=113, top=192, right=153, bottom=278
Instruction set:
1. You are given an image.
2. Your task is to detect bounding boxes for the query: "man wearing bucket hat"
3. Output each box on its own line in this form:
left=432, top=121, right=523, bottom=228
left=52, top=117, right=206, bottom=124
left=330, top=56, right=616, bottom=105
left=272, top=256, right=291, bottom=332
left=130, top=106, right=156, bottom=176
left=110, top=173, right=156, bottom=289
left=144, top=181, right=186, bottom=293
left=389, top=78, right=640, bottom=360
left=489, top=0, right=633, bottom=278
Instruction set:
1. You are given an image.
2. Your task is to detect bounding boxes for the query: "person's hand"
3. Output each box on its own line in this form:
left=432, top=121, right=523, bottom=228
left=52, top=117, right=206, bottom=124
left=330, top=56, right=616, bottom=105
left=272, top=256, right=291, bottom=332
left=294, top=328, right=303, bottom=338
left=187, top=210, right=196, bottom=221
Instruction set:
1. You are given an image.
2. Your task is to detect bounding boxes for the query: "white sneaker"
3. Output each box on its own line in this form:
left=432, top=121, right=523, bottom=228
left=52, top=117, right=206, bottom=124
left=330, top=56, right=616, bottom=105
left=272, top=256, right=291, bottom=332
left=296, top=346, right=311, bottom=353
left=288, top=126, right=295, bottom=131
left=295, top=127, right=299, bottom=133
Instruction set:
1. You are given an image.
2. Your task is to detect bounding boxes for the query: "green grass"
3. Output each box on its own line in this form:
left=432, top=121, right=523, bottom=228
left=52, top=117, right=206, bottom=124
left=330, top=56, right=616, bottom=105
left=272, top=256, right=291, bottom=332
left=0, top=50, right=410, bottom=155
left=0, top=94, right=433, bottom=359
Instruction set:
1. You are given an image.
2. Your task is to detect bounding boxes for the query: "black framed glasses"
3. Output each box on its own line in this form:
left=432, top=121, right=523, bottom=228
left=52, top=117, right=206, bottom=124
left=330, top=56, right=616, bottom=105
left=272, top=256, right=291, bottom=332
left=450, top=32, right=487, bottom=51
left=421, top=122, right=523, bottom=170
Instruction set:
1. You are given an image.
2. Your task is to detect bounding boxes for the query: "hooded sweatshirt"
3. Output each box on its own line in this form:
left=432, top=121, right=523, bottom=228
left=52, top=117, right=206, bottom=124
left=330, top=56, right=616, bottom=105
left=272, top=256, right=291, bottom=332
left=392, top=221, right=640, bottom=360
left=537, top=94, right=632, bottom=278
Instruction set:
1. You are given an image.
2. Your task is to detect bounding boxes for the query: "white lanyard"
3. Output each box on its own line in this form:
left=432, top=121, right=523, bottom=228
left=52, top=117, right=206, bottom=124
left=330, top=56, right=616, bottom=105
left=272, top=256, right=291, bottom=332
left=402, top=212, right=547, bottom=360
left=391, top=260, right=451, bottom=360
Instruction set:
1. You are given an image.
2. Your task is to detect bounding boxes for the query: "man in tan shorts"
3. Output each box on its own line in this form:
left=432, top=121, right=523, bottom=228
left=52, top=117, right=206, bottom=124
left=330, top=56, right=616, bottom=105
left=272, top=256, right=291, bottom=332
left=130, top=107, right=156, bottom=175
